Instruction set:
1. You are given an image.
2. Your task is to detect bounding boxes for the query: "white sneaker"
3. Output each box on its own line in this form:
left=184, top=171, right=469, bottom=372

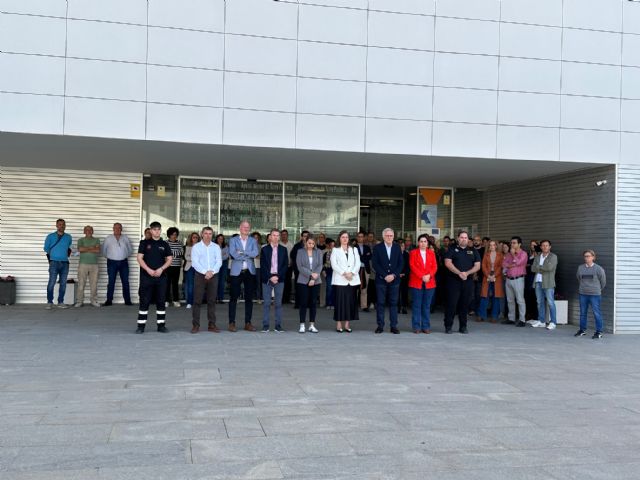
left=530, top=320, right=544, bottom=328
left=74, top=302, right=83, bottom=308
left=299, top=324, right=306, bottom=333
left=526, top=320, right=537, bottom=325
left=546, top=322, right=556, bottom=330
left=165, top=302, right=170, bottom=308
left=173, top=301, right=181, bottom=307
left=45, top=303, right=53, bottom=310
left=91, top=302, right=101, bottom=308
left=57, top=303, right=69, bottom=309
left=308, top=324, right=319, bottom=333
left=186, top=304, right=192, bottom=309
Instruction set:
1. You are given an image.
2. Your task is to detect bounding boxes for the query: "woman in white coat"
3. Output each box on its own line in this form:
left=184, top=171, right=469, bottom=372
left=330, top=230, right=361, bottom=332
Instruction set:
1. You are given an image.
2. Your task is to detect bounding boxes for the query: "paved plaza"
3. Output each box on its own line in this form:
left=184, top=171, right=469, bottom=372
left=1, top=304, right=639, bottom=479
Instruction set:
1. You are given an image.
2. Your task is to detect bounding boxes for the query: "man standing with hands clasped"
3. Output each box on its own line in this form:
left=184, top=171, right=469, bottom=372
left=372, top=228, right=404, bottom=334
left=530, top=240, right=558, bottom=330
left=191, top=226, right=222, bottom=334
left=228, top=220, right=259, bottom=331
left=503, top=236, right=528, bottom=327
left=260, top=228, right=289, bottom=332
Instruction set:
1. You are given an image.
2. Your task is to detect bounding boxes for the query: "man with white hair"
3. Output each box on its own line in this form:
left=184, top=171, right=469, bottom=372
left=371, top=228, right=404, bottom=334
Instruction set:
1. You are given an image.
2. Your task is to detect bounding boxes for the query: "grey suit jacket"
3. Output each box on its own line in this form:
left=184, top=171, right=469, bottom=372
left=296, top=248, right=324, bottom=285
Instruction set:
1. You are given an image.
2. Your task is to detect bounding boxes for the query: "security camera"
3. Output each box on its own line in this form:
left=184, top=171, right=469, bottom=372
left=595, top=180, right=607, bottom=187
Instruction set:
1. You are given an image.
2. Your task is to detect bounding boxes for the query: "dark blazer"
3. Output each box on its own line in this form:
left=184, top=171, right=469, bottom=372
left=260, top=244, right=289, bottom=284
left=355, top=243, right=372, bottom=273
left=372, top=242, right=404, bottom=285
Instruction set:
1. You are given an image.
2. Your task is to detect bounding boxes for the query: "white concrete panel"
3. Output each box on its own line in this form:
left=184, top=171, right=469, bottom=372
left=297, top=78, right=365, bottom=116
left=497, top=126, right=559, bottom=161
left=224, top=109, right=295, bottom=148
left=367, top=48, right=433, bottom=85
left=434, top=53, right=498, bottom=90
left=561, top=96, right=621, bottom=131
left=225, top=35, right=297, bottom=76
left=623, top=34, right=640, bottom=67
left=366, top=83, right=432, bottom=120
left=299, top=4, right=367, bottom=45
left=622, top=99, right=640, bottom=132
left=562, top=62, right=621, bottom=98
left=432, top=122, right=496, bottom=158
left=498, top=91, right=560, bottom=128
left=64, top=98, right=146, bottom=139
left=621, top=132, right=640, bottom=163
left=436, top=0, right=500, bottom=21
left=368, top=11, right=434, bottom=50
left=623, top=1, right=640, bottom=34
left=366, top=118, right=431, bottom=155
left=499, top=57, right=561, bottom=94
left=227, top=0, right=297, bottom=39
left=299, top=0, right=367, bottom=8
left=146, top=104, right=223, bottom=144
left=67, top=20, right=147, bottom=63
left=560, top=129, right=620, bottom=163
left=500, top=24, right=562, bottom=61
left=369, top=0, right=435, bottom=15
left=148, top=27, right=224, bottom=70
left=296, top=114, right=365, bottom=152
left=435, top=17, right=499, bottom=55
left=562, top=29, right=622, bottom=65
left=500, top=0, right=562, bottom=26
left=68, top=0, right=147, bottom=24
left=147, top=66, right=223, bottom=107
left=563, top=0, right=623, bottom=32
left=0, top=53, right=65, bottom=95
left=0, top=13, right=65, bottom=56
left=433, top=88, right=497, bottom=124
left=622, top=67, right=640, bottom=99
left=0, top=0, right=66, bottom=17
left=0, top=93, right=63, bottom=134
left=66, top=59, right=146, bottom=101
left=298, top=42, right=367, bottom=81
left=224, top=72, right=296, bottom=112
left=148, top=0, right=224, bottom=32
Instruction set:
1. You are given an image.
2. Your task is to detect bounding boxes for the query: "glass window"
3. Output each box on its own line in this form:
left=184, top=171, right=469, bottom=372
left=418, top=187, right=453, bottom=241
left=142, top=174, right=178, bottom=237
left=219, top=180, right=283, bottom=236
left=285, top=183, right=359, bottom=239
left=179, top=177, right=219, bottom=236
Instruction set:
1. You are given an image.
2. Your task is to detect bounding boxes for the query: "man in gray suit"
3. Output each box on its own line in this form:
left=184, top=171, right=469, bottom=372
left=227, top=220, right=259, bottom=332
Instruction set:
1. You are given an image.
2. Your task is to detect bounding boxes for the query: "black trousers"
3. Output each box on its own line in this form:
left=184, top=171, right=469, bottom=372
left=297, top=283, right=319, bottom=323
left=444, top=277, right=473, bottom=331
left=138, top=274, right=167, bottom=325
left=193, top=272, right=218, bottom=328
left=165, top=265, right=181, bottom=303
left=229, top=270, right=256, bottom=324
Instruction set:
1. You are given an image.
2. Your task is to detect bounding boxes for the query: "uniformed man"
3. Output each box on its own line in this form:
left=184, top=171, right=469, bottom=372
left=444, top=231, right=481, bottom=334
left=136, top=221, right=172, bottom=334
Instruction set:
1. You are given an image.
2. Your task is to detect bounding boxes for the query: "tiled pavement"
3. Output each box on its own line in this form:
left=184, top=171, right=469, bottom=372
left=1, top=303, right=639, bottom=479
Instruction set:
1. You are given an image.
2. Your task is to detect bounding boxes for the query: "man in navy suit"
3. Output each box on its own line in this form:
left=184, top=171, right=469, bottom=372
left=372, top=228, right=404, bottom=334
left=260, top=228, right=289, bottom=332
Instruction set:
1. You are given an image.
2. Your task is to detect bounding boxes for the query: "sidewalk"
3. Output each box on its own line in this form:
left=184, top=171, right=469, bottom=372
left=1, top=304, right=639, bottom=479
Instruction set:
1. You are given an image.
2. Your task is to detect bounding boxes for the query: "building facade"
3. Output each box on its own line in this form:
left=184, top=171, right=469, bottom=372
left=1, top=0, right=639, bottom=332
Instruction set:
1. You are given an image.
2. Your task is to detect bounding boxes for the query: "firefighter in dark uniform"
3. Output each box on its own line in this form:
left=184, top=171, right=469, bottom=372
left=444, top=231, right=481, bottom=334
left=136, top=221, right=173, bottom=334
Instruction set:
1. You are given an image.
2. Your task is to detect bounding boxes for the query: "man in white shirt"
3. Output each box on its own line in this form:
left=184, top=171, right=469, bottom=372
left=530, top=240, right=558, bottom=330
left=102, top=222, right=134, bottom=306
left=191, top=226, right=222, bottom=334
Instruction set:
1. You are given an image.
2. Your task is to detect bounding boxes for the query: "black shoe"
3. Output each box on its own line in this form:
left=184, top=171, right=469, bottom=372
left=390, top=327, right=400, bottom=334
left=102, top=301, right=113, bottom=307
left=401, top=308, right=408, bottom=315
left=135, top=325, right=145, bottom=334
left=157, top=324, right=169, bottom=333
left=592, top=331, right=603, bottom=339
left=445, top=329, right=453, bottom=334
left=574, top=329, right=586, bottom=337
left=501, top=319, right=515, bottom=325
left=375, top=327, right=383, bottom=334
left=124, top=302, right=134, bottom=306
left=516, top=321, right=526, bottom=327
left=362, top=308, right=370, bottom=312
left=459, top=328, right=468, bottom=334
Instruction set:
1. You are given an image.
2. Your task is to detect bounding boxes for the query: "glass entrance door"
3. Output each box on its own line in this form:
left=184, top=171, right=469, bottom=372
left=360, top=198, right=404, bottom=238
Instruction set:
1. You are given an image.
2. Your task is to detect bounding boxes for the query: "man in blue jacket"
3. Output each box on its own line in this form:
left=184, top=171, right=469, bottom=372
left=372, top=228, right=404, bottom=334
left=228, top=220, right=259, bottom=331
left=43, top=218, right=72, bottom=309
left=260, top=228, right=289, bottom=332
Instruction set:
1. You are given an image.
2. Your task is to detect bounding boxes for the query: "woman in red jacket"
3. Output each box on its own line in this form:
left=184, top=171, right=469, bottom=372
left=409, top=234, right=438, bottom=333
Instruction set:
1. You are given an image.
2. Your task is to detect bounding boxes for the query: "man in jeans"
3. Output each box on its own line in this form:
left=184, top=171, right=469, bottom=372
left=43, top=218, right=72, bottom=309
left=102, top=222, right=133, bottom=306
left=530, top=240, right=558, bottom=330
left=75, top=225, right=101, bottom=308
left=502, top=236, right=528, bottom=327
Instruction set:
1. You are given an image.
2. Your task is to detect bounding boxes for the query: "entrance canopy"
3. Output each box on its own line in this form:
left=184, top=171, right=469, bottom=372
left=0, top=132, right=602, bottom=188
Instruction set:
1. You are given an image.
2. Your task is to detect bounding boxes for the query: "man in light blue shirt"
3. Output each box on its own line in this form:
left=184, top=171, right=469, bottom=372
left=43, top=218, right=73, bottom=309
left=191, top=226, right=222, bottom=333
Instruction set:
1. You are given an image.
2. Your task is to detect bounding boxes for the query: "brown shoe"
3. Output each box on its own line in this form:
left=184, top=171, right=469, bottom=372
left=489, top=318, right=497, bottom=324
left=244, top=323, right=256, bottom=332
left=191, top=326, right=199, bottom=334
left=208, top=325, right=220, bottom=333
left=228, top=323, right=237, bottom=332
left=413, top=330, right=421, bottom=334
left=422, top=329, right=431, bottom=334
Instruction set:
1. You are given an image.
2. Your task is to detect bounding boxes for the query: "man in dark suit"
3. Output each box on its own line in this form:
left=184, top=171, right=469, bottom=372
left=372, top=228, right=404, bottom=334
left=260, top=229, right=289, bottom=332
left=355, top=231, right=372, bottom=312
